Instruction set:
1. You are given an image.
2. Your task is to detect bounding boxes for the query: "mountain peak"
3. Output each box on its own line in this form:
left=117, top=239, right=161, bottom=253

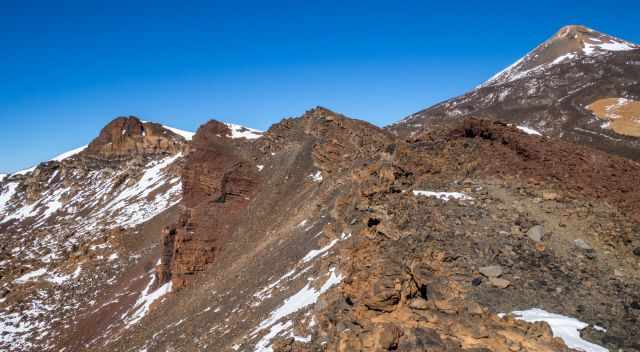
left=83, top=116, right=188, bottom=159
left=553, top=24, right=592, bottom=38
left=480, top=25, right=637, bottom=88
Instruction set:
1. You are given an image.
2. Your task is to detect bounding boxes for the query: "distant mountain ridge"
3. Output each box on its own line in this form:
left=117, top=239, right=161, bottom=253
left=391, top=25, right=640, bottom=160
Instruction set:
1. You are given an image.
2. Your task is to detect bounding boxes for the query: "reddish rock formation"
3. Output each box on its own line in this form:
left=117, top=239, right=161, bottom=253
left=157, top=120, right=260, bottom=289
left=114, top=110, right=639, bottom=351
left=83, top=116, right=186, bottom=159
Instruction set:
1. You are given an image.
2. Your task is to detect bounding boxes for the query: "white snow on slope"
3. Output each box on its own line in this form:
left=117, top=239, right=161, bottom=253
left=11, top=145, right=87, bottom=176
left=302, top=232, right=350, bottom=263
left=480, top=33, right=637, bottom=88
left=1, top=152, right=183, bottom=234
left=413, top=190, right=472, bottom=201
left=100, top=153, right=182, bottom=227
left=51, top=145, right=88, bottom=162
left=163, top=125, right=195, bottom=141
left=254, top=321, right=293, bottom=352
left=251, top=233, right=351, bottom=351
left=517, top=126, right=543, bottom=136
left=504, top=308, right=608, bottom=352
left=482, top=57, right=526, bottom=88
left=583, top=40, right=636, bottom=56
left=551, top=52, right=577, bottom=65
left=0, top=182, right=19, bottom=215
left=226, top=123, right=262, bottom=139
left=14, top=268, right=48, bottom=284
left=123, top=273, right=172, bottom=327
left=45, top=265, right=82, bottom=285
left=0, top=174, right=6, bottom=182
left=252, top=267, right=342, bottom=339
left=0, top=292, right=53, bottom=351
left=1, top=183, right=71, bottom=225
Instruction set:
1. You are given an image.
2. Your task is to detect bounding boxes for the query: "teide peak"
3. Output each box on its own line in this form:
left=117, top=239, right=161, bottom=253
left=393, top=25, right=640, bottom=159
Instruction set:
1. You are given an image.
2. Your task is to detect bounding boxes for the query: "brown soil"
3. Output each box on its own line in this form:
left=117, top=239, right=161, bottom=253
left=587, top=98, right=640, bottom=137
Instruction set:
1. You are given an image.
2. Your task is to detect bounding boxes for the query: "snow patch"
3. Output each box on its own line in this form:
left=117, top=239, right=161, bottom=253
left=517, top=126, right=543, bottom=136
left=101, top=154, right=182, bottom=227
left=252, top=267, right=342, bottom=338
left=583, top=40, right=636, bottom=56
left=308, top=170, right=323, bottom=182
left=0, top=182, right=19, bottom=216
left=254, top=321, right=292, bottom=352
left=551, top=52, right=577, bottom=65
left=412, top=190, right=471, bottom=201
left=163, top=125, right=195, bottom=141
left=225, top=123, right=262, bottom=140
left=14, top=268, right=48, bottom=284
left=302, top=239, right=339, bottom=263
left=504, top=308, right=608, bottom=352
left=123, top=275, right=172, bottom=327
left=51, top=145, right=87, bottom=162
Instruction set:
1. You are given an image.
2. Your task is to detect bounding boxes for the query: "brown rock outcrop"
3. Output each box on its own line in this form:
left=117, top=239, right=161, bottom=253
left=157, top=120, right=259, bottom=289
left=83, top=116, right=186, bottom=159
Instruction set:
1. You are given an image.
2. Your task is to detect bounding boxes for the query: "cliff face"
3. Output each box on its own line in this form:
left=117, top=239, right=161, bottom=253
left=84, top=116, right=187, bottom=159
left=158, top=120, right=260, bottom=289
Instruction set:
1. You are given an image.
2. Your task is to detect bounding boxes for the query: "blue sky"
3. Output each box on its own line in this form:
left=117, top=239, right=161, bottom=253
left=1, top=0, right=639, bottom=173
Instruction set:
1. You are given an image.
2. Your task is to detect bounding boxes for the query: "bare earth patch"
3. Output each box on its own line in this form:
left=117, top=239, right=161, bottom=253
left=587, top=98, right=640, bottom=137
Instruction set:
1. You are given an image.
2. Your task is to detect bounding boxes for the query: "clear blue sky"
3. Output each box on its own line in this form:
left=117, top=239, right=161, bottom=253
left=1, top=0, right=638, bottom=173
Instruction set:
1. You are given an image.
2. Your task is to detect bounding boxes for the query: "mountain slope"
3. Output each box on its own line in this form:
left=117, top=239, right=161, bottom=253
left=0, top=117, right=191, bottom=351
left=391, top=25, right=640, bottom=159
left=63, top=109, right=638, bottom=352
left=0, top=115, right=268, bottom=351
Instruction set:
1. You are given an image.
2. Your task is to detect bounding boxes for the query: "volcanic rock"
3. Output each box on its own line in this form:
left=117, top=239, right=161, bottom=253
left=83, top=116, right=186, bottom=159
left=527, top=225, right=545, bottom=242
left=479, top=265, right=504, bottom=278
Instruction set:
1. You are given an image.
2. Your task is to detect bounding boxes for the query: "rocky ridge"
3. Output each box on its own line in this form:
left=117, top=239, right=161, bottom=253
left=56, top=109, right=640, bottom=352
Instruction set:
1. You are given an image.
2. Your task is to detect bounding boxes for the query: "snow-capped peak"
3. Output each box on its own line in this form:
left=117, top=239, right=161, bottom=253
left=479, top=25, right=638, bottom=88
